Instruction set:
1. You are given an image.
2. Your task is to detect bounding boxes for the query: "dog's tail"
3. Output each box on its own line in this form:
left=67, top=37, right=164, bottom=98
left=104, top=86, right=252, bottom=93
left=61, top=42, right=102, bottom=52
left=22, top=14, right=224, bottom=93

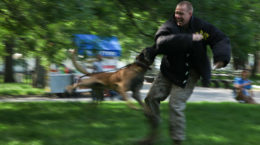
left=70, top=49, right=91, bottom=75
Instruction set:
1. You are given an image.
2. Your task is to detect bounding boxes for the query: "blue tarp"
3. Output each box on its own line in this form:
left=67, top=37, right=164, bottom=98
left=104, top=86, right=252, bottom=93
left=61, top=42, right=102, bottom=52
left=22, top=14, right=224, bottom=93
left=74, top=34, right=121, bottom=57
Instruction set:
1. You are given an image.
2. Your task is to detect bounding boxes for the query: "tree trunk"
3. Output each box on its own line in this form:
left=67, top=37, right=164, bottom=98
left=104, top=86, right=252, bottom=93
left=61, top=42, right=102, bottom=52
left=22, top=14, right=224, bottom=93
left=3, top=36, right=15, bottom=83
left=252, top=51, right=259, bottom=77
left=233, top=56, right=247, bottom=70
left=32, top=57, right=46, bottom=88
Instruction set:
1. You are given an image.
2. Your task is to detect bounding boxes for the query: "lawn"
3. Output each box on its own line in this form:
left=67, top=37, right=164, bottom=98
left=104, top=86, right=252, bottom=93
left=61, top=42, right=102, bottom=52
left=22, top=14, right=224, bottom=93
left=0, top=102, right=259, bottom=145
left=0, top=83, right=45, bottom=96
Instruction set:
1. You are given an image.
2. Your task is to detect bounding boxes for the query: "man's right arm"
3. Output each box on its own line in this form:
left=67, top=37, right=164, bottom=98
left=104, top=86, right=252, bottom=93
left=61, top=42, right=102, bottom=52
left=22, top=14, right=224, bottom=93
left=233, top=78, right=241, bottom=89
left=155, top=28, right=203, bottom=54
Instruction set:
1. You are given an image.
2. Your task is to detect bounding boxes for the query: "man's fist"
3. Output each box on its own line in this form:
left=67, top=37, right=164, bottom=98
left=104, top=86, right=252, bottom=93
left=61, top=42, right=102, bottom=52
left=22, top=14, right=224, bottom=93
left=192, top=34, right=203, bottom=41
left=213, top=61, right=224, bottom=70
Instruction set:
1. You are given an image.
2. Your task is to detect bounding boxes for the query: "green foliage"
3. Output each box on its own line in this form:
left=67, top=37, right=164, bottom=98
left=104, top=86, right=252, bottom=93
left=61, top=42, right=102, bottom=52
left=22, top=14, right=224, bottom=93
left=0, top=0, right=260, bottom=64
left=0, top=102, right=259, bottom=145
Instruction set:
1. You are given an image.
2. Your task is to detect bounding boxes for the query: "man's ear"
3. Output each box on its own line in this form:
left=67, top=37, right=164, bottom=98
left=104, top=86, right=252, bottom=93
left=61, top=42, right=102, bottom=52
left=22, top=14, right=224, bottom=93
left=189, top=12, right=193, bottom=17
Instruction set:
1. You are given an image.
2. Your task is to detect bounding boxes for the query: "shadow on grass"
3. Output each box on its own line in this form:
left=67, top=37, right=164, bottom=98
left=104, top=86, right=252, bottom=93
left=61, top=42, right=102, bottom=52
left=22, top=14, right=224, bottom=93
left=0, top=102, right=259, bottom=145
left=186, top=102, right=260, bottom=145
left=0, top=102, right=148, bottom=145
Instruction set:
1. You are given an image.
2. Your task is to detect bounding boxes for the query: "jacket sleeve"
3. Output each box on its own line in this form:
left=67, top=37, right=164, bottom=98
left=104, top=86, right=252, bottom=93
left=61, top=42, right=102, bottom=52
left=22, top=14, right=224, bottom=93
left=155, top=23, right=193, bottom=54
left=204, top=22, right=231, bottom=67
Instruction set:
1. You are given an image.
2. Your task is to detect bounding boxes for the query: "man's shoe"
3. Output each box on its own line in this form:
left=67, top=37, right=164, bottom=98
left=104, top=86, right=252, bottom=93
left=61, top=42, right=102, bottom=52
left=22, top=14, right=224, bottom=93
left=135, top=137, right=155, bottom=145
left=136, top=130, right=158, bottom=145
left=173, top=140, right=182, bottom=145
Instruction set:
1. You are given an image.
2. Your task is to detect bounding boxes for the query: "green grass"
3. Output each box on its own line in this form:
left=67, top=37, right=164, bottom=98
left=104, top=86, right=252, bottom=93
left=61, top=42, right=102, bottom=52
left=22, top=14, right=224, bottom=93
left=0, top=83, right=45, bottom=96
left=0, top=75, right=32, bottom=84
left=0, top=102, right=259, bottom=145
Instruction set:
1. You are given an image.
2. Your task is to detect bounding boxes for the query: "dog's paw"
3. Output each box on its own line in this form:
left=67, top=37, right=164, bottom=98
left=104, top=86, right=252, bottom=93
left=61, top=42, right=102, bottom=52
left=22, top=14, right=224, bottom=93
left=126, top=103, right=141, bottom=111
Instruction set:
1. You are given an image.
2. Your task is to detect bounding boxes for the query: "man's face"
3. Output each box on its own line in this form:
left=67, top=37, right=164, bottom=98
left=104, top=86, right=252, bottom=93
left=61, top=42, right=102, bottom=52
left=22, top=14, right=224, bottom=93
left=242, top=70, right=250, bottom=79
left=174, top=5, right=192, bottom=27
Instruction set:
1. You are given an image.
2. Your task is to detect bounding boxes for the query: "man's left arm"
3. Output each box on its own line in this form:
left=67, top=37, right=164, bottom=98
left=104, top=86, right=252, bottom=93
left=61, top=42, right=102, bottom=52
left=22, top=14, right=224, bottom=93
left=204, top=22, right=231, bottom=69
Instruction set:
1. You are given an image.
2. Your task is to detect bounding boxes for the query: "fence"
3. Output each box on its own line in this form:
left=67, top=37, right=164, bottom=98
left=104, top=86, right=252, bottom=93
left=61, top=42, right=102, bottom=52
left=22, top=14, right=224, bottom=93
left=144, top=70, right=243, bottom=89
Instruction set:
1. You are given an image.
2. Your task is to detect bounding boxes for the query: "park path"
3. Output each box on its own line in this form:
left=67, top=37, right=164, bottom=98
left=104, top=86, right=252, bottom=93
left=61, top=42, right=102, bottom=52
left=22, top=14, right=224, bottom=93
left=0, top=82, right=259, bottom=103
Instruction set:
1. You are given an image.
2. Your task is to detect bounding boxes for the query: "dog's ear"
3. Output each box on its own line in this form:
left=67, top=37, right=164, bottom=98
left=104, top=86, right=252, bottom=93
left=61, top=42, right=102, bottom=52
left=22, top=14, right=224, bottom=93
left=135, top=50, right=144, bottom=61
left=135, top=45, right=157, bottom=65
left=142, top=45, right=157, bottom=64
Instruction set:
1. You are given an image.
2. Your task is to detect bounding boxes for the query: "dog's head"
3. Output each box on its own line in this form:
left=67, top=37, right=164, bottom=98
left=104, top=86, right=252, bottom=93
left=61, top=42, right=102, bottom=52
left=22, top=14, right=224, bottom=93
left=135, top=45, right=157, bottom=67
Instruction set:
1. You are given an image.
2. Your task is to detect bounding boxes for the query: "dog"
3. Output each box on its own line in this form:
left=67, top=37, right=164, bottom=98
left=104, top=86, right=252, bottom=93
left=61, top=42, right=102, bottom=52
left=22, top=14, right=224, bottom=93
left=66, top=46, right=156, bottom=109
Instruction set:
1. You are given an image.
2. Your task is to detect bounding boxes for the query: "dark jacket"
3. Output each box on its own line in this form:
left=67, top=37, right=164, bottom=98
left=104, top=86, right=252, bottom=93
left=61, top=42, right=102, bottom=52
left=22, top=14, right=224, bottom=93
left=155, top=16, right=231, bottom=87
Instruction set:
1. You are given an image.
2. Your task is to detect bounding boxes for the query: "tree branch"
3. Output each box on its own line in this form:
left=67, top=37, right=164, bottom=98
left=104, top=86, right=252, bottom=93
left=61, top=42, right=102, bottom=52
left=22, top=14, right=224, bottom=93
left=116, top=0, right=153, bottom=38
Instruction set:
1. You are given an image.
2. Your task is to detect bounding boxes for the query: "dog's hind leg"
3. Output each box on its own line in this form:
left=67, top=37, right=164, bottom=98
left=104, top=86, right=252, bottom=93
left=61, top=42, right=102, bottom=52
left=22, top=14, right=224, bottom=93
left=66, top=77, right=102, bottom=94
left=66, top=83, right=78, bottom=94
left=91, top=84, right=105, bottom=102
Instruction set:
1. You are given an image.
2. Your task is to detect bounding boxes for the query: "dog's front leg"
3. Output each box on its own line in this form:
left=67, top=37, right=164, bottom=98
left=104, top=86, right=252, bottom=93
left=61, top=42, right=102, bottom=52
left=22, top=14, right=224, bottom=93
left=132, top=90, right=145, bottom=109
left=117, top=90, right=139, bottom=110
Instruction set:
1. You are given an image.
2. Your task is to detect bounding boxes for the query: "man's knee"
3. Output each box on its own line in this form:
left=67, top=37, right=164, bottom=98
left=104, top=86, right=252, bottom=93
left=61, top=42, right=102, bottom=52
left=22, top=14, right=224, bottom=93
left=144, top=96, right=152, bottom=104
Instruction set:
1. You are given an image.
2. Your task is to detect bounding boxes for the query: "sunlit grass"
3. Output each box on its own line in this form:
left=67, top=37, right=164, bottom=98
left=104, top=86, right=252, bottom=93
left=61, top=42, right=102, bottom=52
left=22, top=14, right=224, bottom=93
left=0, top=102, right=259, bottom=145
left=0, top=83, right=45, bottom=96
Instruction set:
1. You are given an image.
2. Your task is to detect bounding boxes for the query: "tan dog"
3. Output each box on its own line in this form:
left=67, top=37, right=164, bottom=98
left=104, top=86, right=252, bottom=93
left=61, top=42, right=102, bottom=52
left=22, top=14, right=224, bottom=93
left=66, top=46, right=155, bottom=109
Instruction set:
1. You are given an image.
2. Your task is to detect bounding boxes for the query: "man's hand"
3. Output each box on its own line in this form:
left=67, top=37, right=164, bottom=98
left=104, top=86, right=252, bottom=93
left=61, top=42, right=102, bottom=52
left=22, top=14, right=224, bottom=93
left=213, top=61, right=224, bottom=70
left=192, top=34, right=203, bottom=41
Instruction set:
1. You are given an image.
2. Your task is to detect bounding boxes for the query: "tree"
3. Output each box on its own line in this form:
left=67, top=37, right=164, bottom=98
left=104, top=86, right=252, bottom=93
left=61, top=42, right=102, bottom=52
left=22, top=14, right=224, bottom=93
left=1, top=0, right=260, bottom=86
left=3, top=36, right=15, bottom=82
left=0, top=0, right=31, bottom=83
left=0, top=0, right=78, bottom=85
